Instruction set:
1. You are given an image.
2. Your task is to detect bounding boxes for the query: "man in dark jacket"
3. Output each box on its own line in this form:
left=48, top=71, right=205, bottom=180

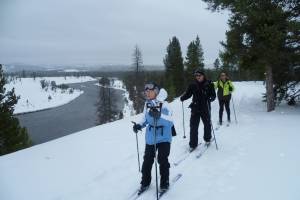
left=180, top=69, right=216, bottom=150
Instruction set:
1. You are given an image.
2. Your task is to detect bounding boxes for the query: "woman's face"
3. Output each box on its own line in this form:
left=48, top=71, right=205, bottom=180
left=145, top=89, right=157, bottom=100
left=220, top=73, right=227, bottom=81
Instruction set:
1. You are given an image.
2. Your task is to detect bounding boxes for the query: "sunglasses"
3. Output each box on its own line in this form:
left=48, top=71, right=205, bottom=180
left=195, top=73, right=203, bottom=77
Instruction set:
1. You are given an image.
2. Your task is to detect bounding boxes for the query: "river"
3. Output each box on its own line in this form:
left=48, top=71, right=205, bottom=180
left=16, top=81, right=125, bottom=145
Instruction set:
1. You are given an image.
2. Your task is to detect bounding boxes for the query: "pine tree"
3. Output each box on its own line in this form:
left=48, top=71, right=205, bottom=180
left=185, top=41, right=197, bottom=82
left=202, top=0, right=300, bottom=111
left=131, top=45, right=145, bottom=113
left=132, top=45, right=143, bottom=74
left=213, top=58, right=220, bottom=71
left=97, top=77, right=121, bottom=124
left=164, top=36, right=185, bottom=99
left=185, top=36, right=205, bottom=83
left=195, top=35, right=205, bottom=70
left=0, top=64, right=32, bottom=155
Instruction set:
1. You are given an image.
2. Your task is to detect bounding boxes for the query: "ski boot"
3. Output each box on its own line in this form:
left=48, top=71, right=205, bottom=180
left=160, top=181, right=169, bottom=192
left=138, top=184, right=149, bottom=195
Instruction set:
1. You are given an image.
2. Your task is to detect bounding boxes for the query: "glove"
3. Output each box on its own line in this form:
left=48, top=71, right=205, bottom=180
left=229, top=86, right=233, bottom=92
left=133, top=124, right=142, bottom=133
left=180, top=96, right=184, bottom=102
left=149, top=108, right=161, bottom=119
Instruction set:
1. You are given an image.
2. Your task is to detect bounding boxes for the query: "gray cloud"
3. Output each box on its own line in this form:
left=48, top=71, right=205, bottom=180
left=0, top=0, right=228, bottom=66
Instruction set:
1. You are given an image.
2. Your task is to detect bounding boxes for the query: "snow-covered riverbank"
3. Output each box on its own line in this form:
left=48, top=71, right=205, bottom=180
left=5, top=76, right=96, bottom=114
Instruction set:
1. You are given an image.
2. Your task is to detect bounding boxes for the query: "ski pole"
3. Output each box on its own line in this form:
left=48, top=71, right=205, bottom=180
left=181, top=102, right=186, bottom=139
left=153, top=117, right=159, bottom=200
left=131, top=121, right=141, bottom=172
left=207, top=101, right=219, bottom=150
left=231, top=95, right=238, bottom=124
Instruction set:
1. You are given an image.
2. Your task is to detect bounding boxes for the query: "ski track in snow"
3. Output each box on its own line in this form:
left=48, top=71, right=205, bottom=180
left=0, top=82, right=300, bottom=200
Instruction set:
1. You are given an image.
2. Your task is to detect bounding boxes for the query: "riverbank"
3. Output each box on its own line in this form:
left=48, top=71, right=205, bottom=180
left=16, top=80, right=127, bottom=145
left=5, top=76, right=96, bottom=114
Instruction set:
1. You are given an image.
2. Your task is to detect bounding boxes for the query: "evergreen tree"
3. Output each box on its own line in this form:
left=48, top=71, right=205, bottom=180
left=131, top=45, right=145, bottom=113
left=213, top=58, right=221, bottom=71
left=185, top=41, right=197, bottom=82
left=132, top=45, right=143, bottom=74
left=185, top=36, right=205, bottom=83
left=164, top=37, right=185, bottom=99
left=97, top=77, right=120, bottom=124
left=195, top=35, right=205, bottom=70
left=0, top=64, right=32, bottom=155
left=202, top=0, right=300, bottom=111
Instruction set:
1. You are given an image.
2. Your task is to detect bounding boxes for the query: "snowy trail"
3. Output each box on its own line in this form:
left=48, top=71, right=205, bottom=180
left=1, top=82, right=300, bottom=200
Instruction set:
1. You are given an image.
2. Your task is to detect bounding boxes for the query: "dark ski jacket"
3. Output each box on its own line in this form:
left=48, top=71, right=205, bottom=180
left=180, top=79, right=216, bottom=113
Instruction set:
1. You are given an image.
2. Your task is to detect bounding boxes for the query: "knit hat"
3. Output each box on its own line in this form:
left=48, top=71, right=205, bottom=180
left=193, top=68, right=205, bottom=76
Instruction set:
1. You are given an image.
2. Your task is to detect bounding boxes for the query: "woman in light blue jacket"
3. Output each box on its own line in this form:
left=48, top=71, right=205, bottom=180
left=133, top=82, right=174, bottom=193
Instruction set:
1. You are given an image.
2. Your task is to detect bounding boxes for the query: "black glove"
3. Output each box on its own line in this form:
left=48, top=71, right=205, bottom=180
left=149, top=108, right=161, bottom=119
left=133, top=124, right=142, bottom=133
left=171, top=125, right=177, bottom=136
left=180, top=96, right=184, bottom=102
left=229, top=86, right=233, bottom=92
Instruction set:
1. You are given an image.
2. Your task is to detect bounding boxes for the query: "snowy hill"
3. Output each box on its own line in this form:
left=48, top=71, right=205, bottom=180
left=0, top=82, right=299, bottom=200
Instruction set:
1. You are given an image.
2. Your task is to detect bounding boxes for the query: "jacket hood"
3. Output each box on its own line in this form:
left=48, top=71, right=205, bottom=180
left=157, top=88, right=168, bottom=102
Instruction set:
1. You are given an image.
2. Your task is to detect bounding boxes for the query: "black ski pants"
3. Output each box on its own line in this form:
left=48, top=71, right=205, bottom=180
left=189, top=110, right=212, bottom=147
left=218, top=98, right=231, bottom=122
left=141, top=142, right=170, bottom=187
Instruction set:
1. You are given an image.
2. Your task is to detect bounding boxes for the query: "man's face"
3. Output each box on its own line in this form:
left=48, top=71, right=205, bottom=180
left=145, top=89, right=157, bottom=100
left=195, top=73, right=204, bottom=82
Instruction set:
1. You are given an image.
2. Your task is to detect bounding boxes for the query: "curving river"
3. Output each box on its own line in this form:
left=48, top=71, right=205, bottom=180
left=15, top=81, right=126, bottom=145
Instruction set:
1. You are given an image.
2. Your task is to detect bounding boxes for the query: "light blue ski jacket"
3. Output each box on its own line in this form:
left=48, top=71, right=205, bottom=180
left=138, top=88, right=174, bottom=145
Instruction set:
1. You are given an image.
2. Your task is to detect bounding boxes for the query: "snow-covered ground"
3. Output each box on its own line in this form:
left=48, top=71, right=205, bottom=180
left=1, top=82, right=299, bottom=200
left=5, top=76, right=96, bottom=114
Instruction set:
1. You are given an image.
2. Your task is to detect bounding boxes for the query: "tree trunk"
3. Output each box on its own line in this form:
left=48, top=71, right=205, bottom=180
left=266, top=65, right=275, bottom=112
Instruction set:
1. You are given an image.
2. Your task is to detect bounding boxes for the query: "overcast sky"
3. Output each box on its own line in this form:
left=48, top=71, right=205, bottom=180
left=0, top=0, right=228, bottom=66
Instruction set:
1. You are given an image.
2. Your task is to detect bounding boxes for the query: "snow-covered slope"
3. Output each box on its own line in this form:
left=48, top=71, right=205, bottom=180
left=0, top=82, right=299, bottom=200
left=5, top=76, right=96, bottom=114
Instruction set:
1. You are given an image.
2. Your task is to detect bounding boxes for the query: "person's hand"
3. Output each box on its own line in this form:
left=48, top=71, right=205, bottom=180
left=149, top=108, right=161, bottom=119
left=133, top=123, right=142, bottom=133
left=180, top=96, right=184, bottom=102
left=229, top=86, right=233, bottom=92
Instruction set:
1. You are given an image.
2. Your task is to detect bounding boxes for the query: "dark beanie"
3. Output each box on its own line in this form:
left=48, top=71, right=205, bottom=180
left=193, top=68, right=205, bottom=76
